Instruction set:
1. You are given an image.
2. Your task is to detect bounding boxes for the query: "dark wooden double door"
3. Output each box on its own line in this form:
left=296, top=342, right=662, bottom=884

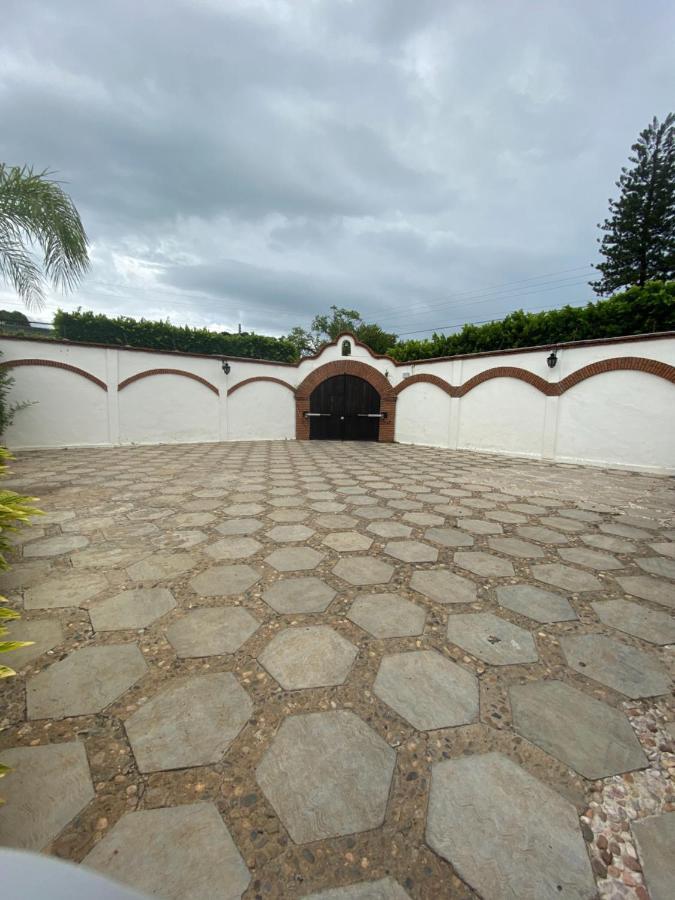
left=309, top=375, right=381, bottom=441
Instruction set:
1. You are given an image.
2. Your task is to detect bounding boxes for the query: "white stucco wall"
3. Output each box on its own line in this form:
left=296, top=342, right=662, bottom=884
left=1, top=332, right=673, bottom=474
left=457, top=379, right=548, bottom=458
left=227, top=382, right=295, bottom=442
left=394, top=382, right=451, bottom=448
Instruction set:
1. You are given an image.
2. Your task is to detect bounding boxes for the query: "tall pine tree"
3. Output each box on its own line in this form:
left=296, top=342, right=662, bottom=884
left=591, top=113, right=674, bottom=295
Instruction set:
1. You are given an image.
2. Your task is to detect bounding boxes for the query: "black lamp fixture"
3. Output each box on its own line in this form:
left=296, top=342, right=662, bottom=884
left=221, top=359, right=231, bottom=375
left=546, top=350, right=558, bottom=369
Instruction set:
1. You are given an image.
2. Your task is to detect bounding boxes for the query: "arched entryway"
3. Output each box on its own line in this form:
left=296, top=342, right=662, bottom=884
left=309, top=374, right=381, bottom=440
left=295, top=360, right=397, bottom=442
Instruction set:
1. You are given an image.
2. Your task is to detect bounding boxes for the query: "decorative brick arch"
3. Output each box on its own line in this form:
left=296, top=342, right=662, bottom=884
left=0, top=358, right=108, bottom=391
left=394, top=373, right=455, bottom=396
left=557, top=356, right=675, bottom=393
left=295, top=360, right=396, bottom=441
left=227, top=376, right=295, bottom=397
left=118, top=368, right=219, bottom=395
left=456, top=366, right=557, bottom=397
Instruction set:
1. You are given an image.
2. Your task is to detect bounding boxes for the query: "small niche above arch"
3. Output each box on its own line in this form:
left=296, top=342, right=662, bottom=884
left=341, top=339, right=352, bottom=357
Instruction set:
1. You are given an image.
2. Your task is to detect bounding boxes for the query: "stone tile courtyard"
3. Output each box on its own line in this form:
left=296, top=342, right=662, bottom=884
left=0, top=440, right=673, bottom=900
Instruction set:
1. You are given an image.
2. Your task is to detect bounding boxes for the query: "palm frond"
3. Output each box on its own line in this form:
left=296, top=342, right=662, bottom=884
left=0, top=164, right=90, bottom=309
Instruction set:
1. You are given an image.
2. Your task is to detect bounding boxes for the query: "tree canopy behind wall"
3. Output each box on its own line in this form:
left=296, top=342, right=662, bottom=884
left=53, top=309, right=297, bottom=362
left=388, top=281, right=675, bottom=362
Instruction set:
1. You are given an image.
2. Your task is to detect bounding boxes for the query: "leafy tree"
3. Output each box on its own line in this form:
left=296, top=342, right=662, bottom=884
left=0, top=310, right=30, bottom=326
left=53, top=309, right=297, bottom=362
left=389, top=282, right=675, bottom=361
left=301, top=305, right=397, bottom=355
left=591, top=114, right=675, bottom=295
left=0, top=165, right=89, bottom=309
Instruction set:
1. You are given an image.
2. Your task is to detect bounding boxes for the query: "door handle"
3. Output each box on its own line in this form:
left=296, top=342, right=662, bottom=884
left=357, top=413, right=385, bottom=418
left=304, top=413, right=332, bottom=417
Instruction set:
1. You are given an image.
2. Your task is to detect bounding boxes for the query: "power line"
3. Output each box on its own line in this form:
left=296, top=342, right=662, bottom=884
left=367, top=266, right=595, bottom=325
left=396, top=297, right=588, bottom=337
left=373, top=274, right=594, bottom=328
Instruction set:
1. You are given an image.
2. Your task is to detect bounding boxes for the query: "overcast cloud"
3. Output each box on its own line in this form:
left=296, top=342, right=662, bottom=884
left=1, top=0, right=673, bottom=338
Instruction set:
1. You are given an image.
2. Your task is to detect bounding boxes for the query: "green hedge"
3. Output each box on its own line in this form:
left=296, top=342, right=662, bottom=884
left=52, top=309, right=297, bottom=362
left=387, top=281, right=675, bottom=361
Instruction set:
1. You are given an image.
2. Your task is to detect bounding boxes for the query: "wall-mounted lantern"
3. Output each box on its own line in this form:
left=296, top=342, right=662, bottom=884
left=341, top=339, right=352, bottom=356
left=221, top=359, right=231, bottom=375
left=546, top=350, right=558, bottom=369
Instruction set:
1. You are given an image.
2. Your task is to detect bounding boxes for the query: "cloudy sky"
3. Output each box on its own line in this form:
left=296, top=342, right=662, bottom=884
left=1, top=0, right=673, bottom=339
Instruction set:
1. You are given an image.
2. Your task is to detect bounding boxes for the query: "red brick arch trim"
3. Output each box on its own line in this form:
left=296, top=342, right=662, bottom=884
left=227, top=376, right=295, bottom=397
left=393, top=373, right=455, bottom=396
left=394, top=357, right=675, bottom=398
left=457, top=366, right=556, bottom=397
left=118, top=368, right=219, bottom=395
left=0, top=358, right=108, bottom=391
left=295, top=360, right=396, bottom=441
left=557, top=356, right=675, bottom=392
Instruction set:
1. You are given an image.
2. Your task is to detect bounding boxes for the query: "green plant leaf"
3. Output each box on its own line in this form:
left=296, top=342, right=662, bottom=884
left=0, top=664, right=17, bottom=678
left=0, top=640, right=33, bottom=653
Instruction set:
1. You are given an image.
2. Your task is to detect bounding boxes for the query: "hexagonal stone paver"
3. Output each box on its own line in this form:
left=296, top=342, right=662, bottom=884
left=348, top=593, right=426, bottom=638
left=333, top=556, right=394, bottom=586
left=374, top=650, right=478, bottom=731
left=384, top=540, right=438, bottom=563
left=27, top=644, right=147, bottom=719
left=558, top=547, right=623, bottom=570
left=650, top=541, right=675, bottom=558
left=637, top=556, right=675, bottom=579
left=631, top=811, right=675, bottom=900
left=510, top=680, right=647, bottom=779
left=515, top=525, right=569, bottom=545
left=83, top=803, right=250, bottom=899
left=224, top=503, right=265, bottom=517
left=453, top=551, right=514, bottom=578
left=446, top=613, right=538, bottom=665
left=3, top=617, right=63, bottom=668
left=487, top=537, right=545, bottom=559
left=262, top=576, right=336, bottom=614
left=266, top=524, right=315, bottom=543
left=316, top=513, right=358, bottom=529
left=352, top=506, right=394, bottom=520
left=126, top=551, right=197, bottom=582
left=258, top=626, right=357, bottom=689
left=265, top=547, right=325, bottom=572
left=366, top=521, right=412, bottom=538
left=560, top=634, right=670, bottom=698
left=22, top=570, right=109, bottom=610
left=0, top=742, right=94, bottom=850
left=410, top=568, right=476, bottom=604
left=458, top=519, right=503, bottom=535
left=601, top=522, right=652, bottom=540
left=582, top=533, right=637, bottom=553
left=322, top=531, right=373, bottom=552
left=426, top=752, right=595, bottom=900
left=166, top=607, right=260, bottom=657
left=591, top=598, right=675, bottom=644
left=304, top=878, right=410, bottom=899
left=215, top=517, right=263, bottom=536
left=424, top=527, right=474, bottom=548
left=125, top=673, right=252, bottom=772
left=189, top=564, right=261, bottom=596
left=89, top=587, right=176, bottom=631
left=530, top=563, right=601, bottom=592
left=22, top=533, right=89, bottom=557
left=615, top=575, right=674, bottom=609
left=257, top=710, right=395, bottom=843
left=495, top=584, right=577, bottom=623
left=205, top=537, right=262, bottom=560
